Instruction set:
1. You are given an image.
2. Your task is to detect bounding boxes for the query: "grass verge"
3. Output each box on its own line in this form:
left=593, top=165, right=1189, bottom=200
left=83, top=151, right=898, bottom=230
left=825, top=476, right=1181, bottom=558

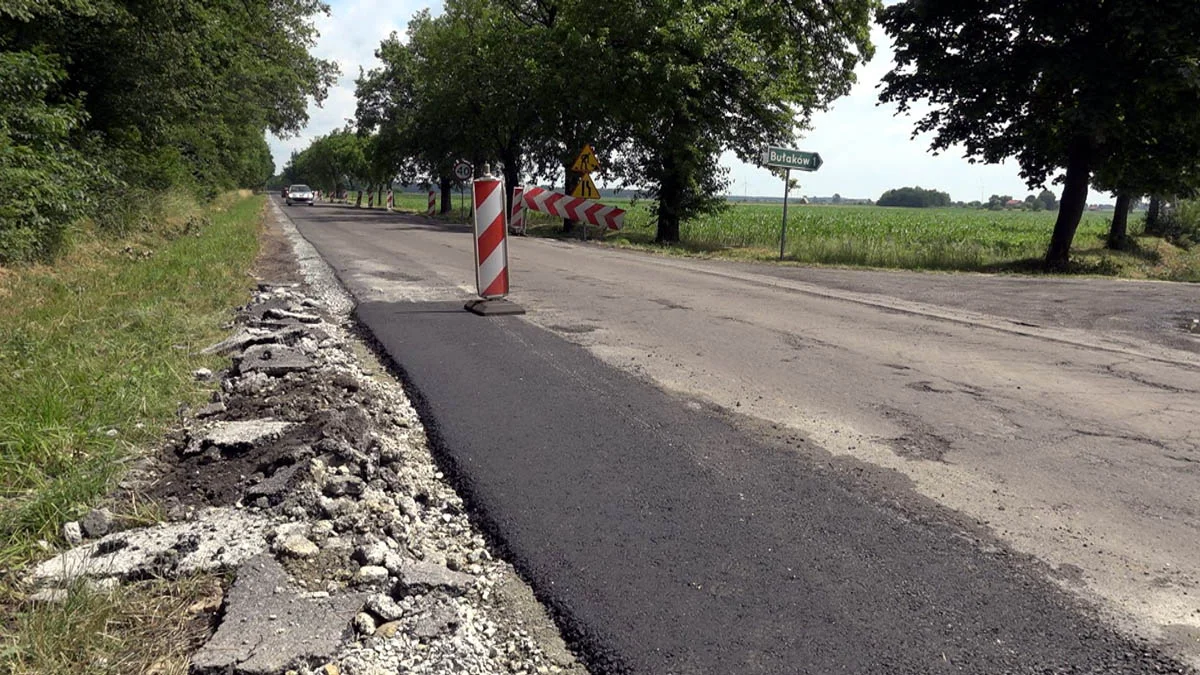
left=0, top=192, right=262, bottom=570
left=1, top=575, right=224, bottom=675
left=0, top=187, right=260, bottom=634
left=514, top=202, right=1200, bottom=281
left=0, top=191, right=262, bottom=673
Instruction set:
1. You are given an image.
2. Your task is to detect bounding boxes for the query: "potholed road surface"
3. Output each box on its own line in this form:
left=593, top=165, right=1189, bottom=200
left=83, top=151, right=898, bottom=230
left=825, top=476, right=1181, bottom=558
left=281, top=200, right=1200, bottom=673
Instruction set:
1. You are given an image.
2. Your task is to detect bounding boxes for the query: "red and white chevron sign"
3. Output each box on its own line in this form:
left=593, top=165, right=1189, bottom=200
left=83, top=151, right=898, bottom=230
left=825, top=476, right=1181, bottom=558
left=509, top=186, right=526, bottom=235
left=521, top=185, right=624, bottom=230
left=472, top=176, right=509, bottom=298
left=427, top=190, right=436, bottom=216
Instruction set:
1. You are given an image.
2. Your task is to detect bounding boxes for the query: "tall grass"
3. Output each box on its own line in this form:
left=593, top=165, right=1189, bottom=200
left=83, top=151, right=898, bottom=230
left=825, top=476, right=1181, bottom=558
left=0, top=194, right=262, bottom=570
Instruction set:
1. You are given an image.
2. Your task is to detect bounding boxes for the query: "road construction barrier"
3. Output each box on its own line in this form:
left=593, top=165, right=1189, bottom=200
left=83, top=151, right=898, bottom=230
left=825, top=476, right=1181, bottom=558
left=386, top=190, right=394, bottom=211
left=472, top=174, right=509, bottom=298
left=510, top=186, right=526, bottom=235
left=520, top=185, right=624, bottom=230
left=427, top=190, right=437, bottom=216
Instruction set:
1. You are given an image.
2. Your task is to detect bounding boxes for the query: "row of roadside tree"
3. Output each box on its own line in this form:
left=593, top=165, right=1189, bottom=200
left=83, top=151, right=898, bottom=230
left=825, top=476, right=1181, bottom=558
left=0, top=0, right=337, bottom=263
left=281, top=0, right=1200, bottom=270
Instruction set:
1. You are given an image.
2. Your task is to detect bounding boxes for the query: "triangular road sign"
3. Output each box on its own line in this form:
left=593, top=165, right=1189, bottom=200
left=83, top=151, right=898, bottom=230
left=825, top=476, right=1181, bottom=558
left=571, top=174, right=601, bottom=200
left=570, top=144, right=601, bottom=174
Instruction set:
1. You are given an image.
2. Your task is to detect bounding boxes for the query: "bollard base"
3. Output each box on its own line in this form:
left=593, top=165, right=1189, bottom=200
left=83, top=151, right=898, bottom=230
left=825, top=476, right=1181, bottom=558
left=464, top=298, right=526, bottom=316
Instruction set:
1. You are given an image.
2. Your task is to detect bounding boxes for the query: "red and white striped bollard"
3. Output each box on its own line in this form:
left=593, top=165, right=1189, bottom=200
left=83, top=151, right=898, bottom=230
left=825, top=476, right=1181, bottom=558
left=386, top=189, right=394, bottom=211
left=427, top=190, right=437, bottom=216
left=509, top=186, right=527, bottom=235
left=471, top=172, right=508, bottom=299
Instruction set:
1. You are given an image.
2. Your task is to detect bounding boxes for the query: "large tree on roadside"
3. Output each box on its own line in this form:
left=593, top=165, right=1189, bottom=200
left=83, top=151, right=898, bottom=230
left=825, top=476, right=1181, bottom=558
left=880, top=0, right=1200, bottom=270
left=498, top=0, right=875, bottom=242
left=620, top=0, right=876, bottom=242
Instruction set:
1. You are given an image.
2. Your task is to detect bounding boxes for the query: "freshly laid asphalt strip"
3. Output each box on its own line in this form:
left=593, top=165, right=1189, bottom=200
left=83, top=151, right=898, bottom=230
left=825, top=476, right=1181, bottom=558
left=356, top=299, right=1187, bottom=675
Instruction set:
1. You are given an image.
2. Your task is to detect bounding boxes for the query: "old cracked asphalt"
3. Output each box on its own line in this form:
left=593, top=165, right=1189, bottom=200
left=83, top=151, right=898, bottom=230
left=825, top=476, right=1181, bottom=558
left=279, top=199, right=1200, bottom=674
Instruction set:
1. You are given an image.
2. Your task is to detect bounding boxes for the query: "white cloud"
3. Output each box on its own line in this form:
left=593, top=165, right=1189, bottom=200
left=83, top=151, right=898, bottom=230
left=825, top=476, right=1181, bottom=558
left=271, top=4, right=1113, bottom=205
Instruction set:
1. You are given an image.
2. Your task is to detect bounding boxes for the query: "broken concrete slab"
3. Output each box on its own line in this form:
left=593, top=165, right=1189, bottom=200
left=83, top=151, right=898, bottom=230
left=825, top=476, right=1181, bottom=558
left=245, top=463, right=305, bottom=506
left=263, top=307, right=322, bottom=324
left=32, top=508, right=276, bottom=587
left=238, top=344, right=315, bottom=376
left=392, top=560, right=475, bottom=597
left=202, top=327, right=275, bottom=356
left=188, top=419, right=293, bottom=456
left=190, top=554, right=364, bottom=675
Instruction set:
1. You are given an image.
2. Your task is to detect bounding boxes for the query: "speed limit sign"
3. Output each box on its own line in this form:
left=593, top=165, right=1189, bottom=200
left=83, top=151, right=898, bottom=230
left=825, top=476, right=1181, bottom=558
left=453, top=160, right=472, bottom=181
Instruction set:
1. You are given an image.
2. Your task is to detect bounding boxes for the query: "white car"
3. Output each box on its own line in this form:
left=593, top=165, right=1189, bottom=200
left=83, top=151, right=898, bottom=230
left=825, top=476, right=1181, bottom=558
left=286, top=184, right=315, bottom=206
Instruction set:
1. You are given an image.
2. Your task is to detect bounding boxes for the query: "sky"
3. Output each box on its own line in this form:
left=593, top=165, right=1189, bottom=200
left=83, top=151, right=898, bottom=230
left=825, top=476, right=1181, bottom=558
left=267, top=1, right=1114, bottom=205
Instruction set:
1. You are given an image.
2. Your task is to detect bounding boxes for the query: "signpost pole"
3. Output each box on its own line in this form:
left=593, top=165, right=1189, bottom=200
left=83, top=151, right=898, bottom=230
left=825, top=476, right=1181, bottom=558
left=779, top=168, right=790, bottom=260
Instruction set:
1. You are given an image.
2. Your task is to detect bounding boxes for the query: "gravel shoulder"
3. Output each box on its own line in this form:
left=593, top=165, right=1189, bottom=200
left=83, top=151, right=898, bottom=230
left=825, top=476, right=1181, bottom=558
left=29, top=205, right=587, bottom=675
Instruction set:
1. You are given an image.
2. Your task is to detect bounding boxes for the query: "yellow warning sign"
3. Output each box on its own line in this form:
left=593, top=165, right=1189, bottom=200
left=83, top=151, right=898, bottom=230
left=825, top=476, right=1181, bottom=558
left=570, top=144, right=601, bottom=174
left=571, top=174, right=601, bottom=200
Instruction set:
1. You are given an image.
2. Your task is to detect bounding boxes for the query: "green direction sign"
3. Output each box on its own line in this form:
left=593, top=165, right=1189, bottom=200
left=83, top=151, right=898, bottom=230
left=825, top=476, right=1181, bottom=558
left=762, top=147, right=823, bottom=172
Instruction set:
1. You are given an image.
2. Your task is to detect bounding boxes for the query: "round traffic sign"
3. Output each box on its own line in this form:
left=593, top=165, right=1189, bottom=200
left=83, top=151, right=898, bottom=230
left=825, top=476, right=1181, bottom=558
left=453, top=160, right=472, bottom=181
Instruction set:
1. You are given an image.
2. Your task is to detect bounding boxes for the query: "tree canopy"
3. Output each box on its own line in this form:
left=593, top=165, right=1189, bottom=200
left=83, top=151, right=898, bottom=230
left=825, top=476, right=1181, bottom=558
left=877, top=186, right=950, bottom=208
left=0, top=0, right=337, bottom=262
left=879, top=0, right=1200, bottom=269
left=340, top=0, right=876, bottom=240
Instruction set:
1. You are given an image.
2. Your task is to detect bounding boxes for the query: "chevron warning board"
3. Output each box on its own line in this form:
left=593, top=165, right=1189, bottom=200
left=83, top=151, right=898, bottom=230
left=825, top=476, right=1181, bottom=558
left=521, top=185, right=624, bottom=230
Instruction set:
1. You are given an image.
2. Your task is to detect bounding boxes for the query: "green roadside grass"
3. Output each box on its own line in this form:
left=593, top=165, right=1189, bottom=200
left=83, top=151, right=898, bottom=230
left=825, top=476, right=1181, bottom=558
left=0, top=191, right=263, bottom=674
left=0, top=191, right=261, bottom=561
left=522, top=202, right=1200, bottom=281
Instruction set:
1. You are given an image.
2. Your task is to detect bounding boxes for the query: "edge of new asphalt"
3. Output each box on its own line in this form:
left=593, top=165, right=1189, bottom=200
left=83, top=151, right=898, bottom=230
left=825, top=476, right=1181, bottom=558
left=289, top=203, right=1193, bottom=674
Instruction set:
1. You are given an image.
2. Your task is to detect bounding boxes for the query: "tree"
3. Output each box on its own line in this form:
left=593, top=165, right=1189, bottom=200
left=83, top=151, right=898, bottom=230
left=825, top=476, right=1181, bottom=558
left=879, top=0, right=1200, bottom=270
left=612, top=0, right=876, bottom=242
left=1106, top=194, right=1133, bottom=250
left=0, top=51, right=91, bottom=262
left=1, top=0, right=338, bottom=258
left=877, top=186, right=951, bottom=208
left=987, top=195, right=1013, bottom=211
left=1036, top=189, right=1057, bottom=211
left=285, top=129, right=368, bottom=198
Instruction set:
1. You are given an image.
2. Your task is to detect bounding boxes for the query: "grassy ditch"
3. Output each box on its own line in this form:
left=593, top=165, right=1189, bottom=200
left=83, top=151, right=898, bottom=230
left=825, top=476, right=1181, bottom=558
left=0, top=191, right=263, bottom=674
left=0, top=192, right=262, bottom=569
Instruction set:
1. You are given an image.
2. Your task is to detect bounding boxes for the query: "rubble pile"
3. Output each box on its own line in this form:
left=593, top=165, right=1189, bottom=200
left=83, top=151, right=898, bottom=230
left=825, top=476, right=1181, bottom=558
left=33, top=284, right=583, bottom=675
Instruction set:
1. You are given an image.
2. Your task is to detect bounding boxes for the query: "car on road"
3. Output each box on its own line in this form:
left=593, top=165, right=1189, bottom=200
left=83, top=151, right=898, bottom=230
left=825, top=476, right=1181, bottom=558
left=286, top=184, right=315, bottom=206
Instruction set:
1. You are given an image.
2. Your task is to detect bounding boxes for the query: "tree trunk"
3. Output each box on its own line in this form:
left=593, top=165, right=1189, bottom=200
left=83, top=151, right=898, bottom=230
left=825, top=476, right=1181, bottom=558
left=499, top=147, right=520, bottom=221
left=656, top=155, right=682, bottom=243
left=1043, top=140, right=1092, bottom=270
left=1145, top=196, right=1162, bottom=234
left=439, top=176, right=453, bottom=214
left=1106, top=194, right=1132, bottom=250
left=562, top=169, right=581, bottom=233
left=355, top=189, right=363, bottom=208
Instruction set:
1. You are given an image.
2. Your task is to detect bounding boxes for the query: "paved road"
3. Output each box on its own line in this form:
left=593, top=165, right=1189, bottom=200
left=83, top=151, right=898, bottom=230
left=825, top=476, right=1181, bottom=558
left=279, top=201, right=1200, bottom=672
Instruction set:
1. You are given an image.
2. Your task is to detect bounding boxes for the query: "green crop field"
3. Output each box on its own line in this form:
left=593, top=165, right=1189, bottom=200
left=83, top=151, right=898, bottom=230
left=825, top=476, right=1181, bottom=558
left=600, top=203, right=1115, bottom=271
left=373, top=191, right=1197, bottom=279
